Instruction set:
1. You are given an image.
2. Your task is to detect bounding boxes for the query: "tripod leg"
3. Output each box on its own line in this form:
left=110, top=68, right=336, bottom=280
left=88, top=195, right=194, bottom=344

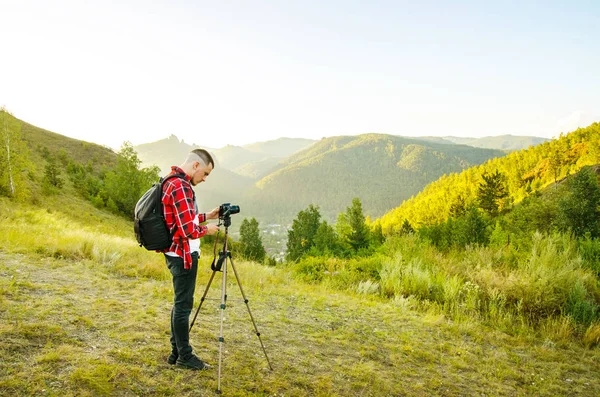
left=229, top=256, right=274, bottom=371
left=189, top=270, right=217, bottom=332
left=217, top=254, right=228, bottom=393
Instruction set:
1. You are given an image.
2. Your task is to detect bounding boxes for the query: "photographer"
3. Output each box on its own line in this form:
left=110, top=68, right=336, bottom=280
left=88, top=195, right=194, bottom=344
left=161, top=149, right=220, bottom=370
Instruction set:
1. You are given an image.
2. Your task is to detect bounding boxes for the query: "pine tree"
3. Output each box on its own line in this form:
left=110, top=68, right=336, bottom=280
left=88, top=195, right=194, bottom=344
left=43, top=154, right=64, bottom=194
left=343, top=198, right=370, bottom=252
left=313, top=221, right=339, bottom=255
left=400, top=219, right=414, bottom=235
left=477, top=170, right=508, bottom=217
left=449, top=194, right=467, bottom=218
left=549, top=147, right=563, bottom=188
left=239, top=217, right=266, bottom=262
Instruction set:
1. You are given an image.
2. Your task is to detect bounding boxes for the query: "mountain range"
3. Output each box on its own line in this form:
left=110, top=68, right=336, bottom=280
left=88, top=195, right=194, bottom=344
left=133, top=133, right=545, bottom=225
left=15, top=114, right=551, bottom=228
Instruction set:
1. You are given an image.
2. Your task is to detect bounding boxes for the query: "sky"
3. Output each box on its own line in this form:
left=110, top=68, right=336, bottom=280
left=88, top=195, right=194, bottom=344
left=1, top=0, right=599, bottom=150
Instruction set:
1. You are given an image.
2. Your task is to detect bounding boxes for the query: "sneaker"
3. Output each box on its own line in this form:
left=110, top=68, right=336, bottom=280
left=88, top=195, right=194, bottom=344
left=167, top=352, right=178, bottom=365
left=176, top=354, right=211, bottom=370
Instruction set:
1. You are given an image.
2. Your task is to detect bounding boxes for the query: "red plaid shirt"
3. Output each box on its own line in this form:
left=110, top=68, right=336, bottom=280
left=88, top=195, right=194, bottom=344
left=161, top=166, right=207, bottom=269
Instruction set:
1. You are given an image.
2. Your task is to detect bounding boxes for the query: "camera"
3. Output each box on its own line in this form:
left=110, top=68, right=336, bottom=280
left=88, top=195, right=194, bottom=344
left=219, top=203, right=240, bottom=219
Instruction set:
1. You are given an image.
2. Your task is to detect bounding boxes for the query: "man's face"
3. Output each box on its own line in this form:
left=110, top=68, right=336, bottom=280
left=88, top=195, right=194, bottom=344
left=190, top=161, right=213, bottom=186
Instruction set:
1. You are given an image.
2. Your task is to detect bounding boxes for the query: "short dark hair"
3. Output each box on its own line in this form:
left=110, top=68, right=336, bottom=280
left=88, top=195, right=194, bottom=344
left=190, top=148, right=214, bottom=168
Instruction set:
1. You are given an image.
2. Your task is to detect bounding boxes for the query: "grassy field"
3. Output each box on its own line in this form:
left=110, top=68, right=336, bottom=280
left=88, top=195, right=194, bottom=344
left=1, top=198, right=600, bottom=396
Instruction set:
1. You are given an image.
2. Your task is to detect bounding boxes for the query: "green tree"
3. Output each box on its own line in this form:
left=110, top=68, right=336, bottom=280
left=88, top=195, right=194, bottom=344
left=0, top=108, right=30, bottom=198
left=370, top=222, right=385, bottom=246
left=418, top=222, right=450, bottom=250
left=548, top=147, right=563, bottom=188
left=477, top=170, right=508, bottom=217
left=43, top=154, right=64, bottom=194
left=340, top=198, right=370, bottom=252
left=557, top=166, right=600, bottom=238
left=102, top=142, right=160, bottom=218
left=452, top=206, right=489, bottom=247
left=419, top=206, right=489, bottom=250
left=286, top=204, right=321, bottom=262
left=313, top=220, right=339, bottom=255
left=239, top=217, right=266, bottom=262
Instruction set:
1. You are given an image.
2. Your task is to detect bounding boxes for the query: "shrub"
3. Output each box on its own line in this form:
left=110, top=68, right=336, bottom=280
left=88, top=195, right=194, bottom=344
left=293, top=256, right=328, bottom=282
left=378, top=254, right=445, bottom=302
left=346, top=255, right=384, bottom=280
left=379, top=254, right=404, bottom=298
left=505, top=233, right=600, bottom=325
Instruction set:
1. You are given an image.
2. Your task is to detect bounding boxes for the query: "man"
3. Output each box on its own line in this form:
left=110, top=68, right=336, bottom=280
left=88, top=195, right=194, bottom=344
left=161, top=148, right=220, bottom=370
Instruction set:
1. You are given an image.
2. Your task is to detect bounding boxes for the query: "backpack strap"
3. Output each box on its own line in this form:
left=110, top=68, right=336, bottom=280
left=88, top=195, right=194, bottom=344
left=156, top=172, right=187, bottom=213
left=160, top=172, right=192, bottom=251
left=159, top=172, right=187, bottom=189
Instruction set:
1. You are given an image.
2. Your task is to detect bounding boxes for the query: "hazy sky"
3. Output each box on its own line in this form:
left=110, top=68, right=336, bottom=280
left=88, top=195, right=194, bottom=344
left=2, top=0, right=599, bottom=150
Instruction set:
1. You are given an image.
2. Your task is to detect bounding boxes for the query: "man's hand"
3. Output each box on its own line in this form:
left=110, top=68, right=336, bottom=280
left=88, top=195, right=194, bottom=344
left=206, top=206, right=220, bottom=220
left=205, top=223, right=220, bottom=235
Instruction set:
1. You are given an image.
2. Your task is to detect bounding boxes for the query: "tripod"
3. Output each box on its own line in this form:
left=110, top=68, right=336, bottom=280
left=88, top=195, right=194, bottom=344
left=189, top=216, right=273, bottom=393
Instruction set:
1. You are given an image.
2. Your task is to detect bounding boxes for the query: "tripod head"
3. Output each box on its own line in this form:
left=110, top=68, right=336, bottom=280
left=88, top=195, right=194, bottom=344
left=212, top=204, right=239, bottom=271
left=220, top=216, right=232, bottom=228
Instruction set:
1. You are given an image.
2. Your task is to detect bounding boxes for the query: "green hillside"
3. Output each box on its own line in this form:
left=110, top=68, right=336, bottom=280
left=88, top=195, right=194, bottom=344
left=243, top=133, right=506, bottom=223
left=0, top=110, right=165, bottom=223
left=20, top=120, right=118, bottom=168
left=379, top=123, right=600, bottom=233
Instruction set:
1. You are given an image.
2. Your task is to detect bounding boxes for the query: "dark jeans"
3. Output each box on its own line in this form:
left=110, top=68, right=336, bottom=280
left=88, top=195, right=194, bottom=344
left=165, top=252, right=198, bottom=360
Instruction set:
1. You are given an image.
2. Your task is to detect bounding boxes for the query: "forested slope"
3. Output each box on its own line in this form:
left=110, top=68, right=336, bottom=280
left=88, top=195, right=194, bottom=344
left=243, top=133, right=505, bottom=223
left=379, top=123, right=600, bottom=233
